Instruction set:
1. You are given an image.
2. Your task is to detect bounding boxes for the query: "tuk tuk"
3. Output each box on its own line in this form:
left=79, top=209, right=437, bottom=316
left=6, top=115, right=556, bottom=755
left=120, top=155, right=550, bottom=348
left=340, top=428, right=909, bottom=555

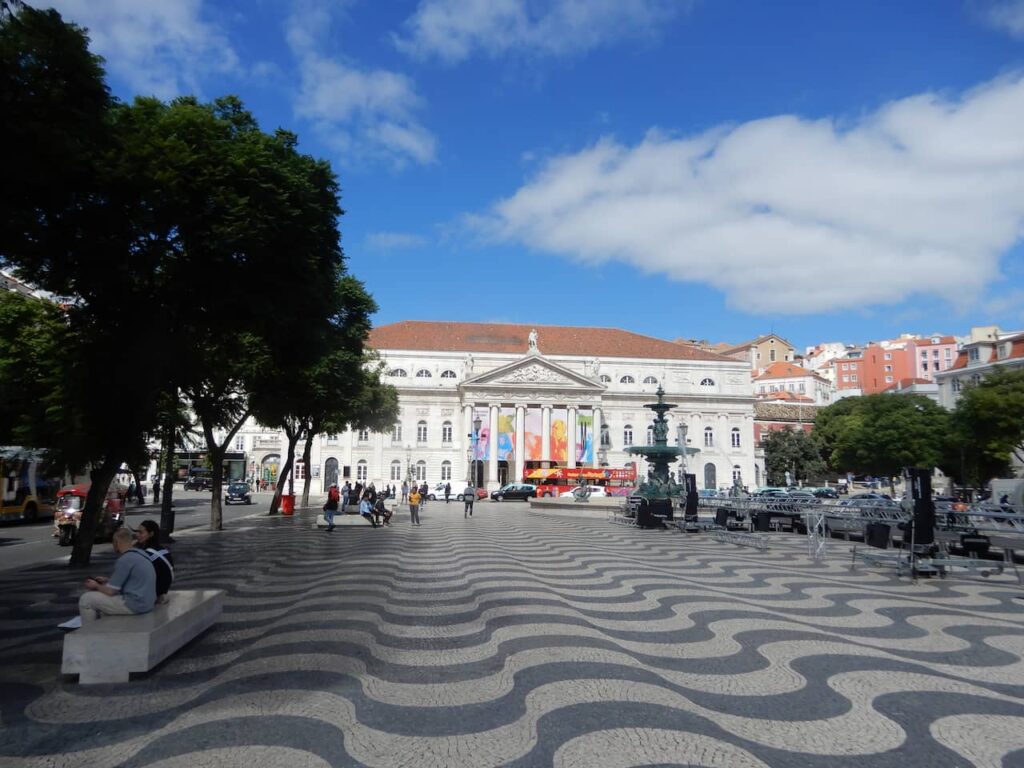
left=53, top=483, right=125, bottom=546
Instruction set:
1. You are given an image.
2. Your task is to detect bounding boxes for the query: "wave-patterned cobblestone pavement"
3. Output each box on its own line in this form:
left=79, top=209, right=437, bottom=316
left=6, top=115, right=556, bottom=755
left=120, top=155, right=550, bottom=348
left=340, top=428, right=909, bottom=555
left=2, top=504, right=1024, bottom=767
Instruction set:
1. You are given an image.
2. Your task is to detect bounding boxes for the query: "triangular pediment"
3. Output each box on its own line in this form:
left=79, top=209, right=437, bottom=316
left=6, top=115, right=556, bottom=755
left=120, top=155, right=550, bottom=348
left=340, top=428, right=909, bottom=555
left=463, top=355, right=604, bottom=391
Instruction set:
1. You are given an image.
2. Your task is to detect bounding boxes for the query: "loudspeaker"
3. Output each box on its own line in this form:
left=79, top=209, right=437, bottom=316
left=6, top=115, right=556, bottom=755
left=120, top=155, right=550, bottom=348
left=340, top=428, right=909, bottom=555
left=906, top=468, right=935, bottom=547
left=866, top=522, right=890, bottom=549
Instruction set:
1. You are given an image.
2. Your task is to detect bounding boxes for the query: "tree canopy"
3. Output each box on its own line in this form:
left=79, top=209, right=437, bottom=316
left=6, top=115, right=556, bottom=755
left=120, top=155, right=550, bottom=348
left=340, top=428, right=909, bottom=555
left=949, top=367, right=1024, bottom=484
left=761, top=427, right=826, bottom=486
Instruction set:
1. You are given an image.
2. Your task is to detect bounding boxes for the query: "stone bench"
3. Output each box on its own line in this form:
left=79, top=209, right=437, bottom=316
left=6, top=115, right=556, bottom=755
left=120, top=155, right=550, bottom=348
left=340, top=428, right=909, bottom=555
left=314, top=513, right=383, bottom=528
left=62, top=589, right=224, bottom=684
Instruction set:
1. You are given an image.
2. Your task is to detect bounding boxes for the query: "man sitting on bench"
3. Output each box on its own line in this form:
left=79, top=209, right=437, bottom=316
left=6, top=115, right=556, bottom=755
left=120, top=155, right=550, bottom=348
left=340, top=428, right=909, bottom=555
left=79, top=528, right=156, bottom=623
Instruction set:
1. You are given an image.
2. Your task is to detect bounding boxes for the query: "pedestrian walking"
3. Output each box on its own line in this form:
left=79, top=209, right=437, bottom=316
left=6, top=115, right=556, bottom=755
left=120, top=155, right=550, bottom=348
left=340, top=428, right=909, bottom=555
left=463, top=483, right=475, bottom=518
left=342, top=481, right=351, bottom=512
left=323, top=484, right=340, bottom=532
left=444, top=482, right=451, bottom=504
left=419, top=481, right=428, bottom=507
left=408, top=486, right=422, bottom=526
left=401, top=480, right=408, bottom=503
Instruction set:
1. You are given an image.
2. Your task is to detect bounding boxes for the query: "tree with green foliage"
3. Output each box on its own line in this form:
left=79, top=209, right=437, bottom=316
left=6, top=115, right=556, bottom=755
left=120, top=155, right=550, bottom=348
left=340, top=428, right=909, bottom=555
left=950, top=367, right=1024, bottom=485
left=1, top=7, right=167, bottom=566
left=761, top=427, right=826, bottom=486
left=813, top=393, right=951, bottom=495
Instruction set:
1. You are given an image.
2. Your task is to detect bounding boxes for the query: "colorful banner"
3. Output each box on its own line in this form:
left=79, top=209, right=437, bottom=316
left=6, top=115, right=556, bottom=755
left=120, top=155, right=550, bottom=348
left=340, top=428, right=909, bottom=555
left=550, top=408, right=567, bottom=463
left=524, top=408, right=542, bottom=461
left=576, top=412, right=593, bottom=465
left=497, top=408, right=515, bottom=461
left=472, top=407, right=489, bottom=460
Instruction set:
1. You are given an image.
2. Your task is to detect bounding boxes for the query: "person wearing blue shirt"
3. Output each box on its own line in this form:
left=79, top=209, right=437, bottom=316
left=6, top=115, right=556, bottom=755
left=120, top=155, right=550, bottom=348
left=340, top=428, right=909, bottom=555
left=78, top=528, right=156, bottom=622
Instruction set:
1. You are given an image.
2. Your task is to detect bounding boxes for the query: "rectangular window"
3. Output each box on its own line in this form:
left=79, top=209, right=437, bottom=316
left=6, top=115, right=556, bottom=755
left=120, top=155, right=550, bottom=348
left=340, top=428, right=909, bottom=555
left=417, top=423, right=427, bottom=442
left=851, top=374, right=858, bottom=382
left=769, top=349, right=776, bottom=362
left=884, top=365, right=892, bottom=372
left=442, top=424, right=453, bottom=443
left=932, top=349, right=939, bottom=357
left=885, top=375, right=893, bottom=383
left=390, top=463, right=402, bottom=481
left=969, top=348, right=980, bottom=362
left=357, top=428, right=369, bottom=443
left=922, top=361, right=928, bottom=371
left=327, top=434, right=339, bottom=443
left=441, top=463, right=452, bottom=481
left=842, top=375, right=850, bottom=383
left=798, top=383, right=805, bottom=393
left=234, top=435, right=245, bottom=451
left=884, top=353, right=892, bottom=360
left=415, top=463, right=426, bottom=482
left=920, top=350, right=928, bottom=358
left=952, top=379, right=962, bottom=393
left=356, top=463, right=367, bottom=481
left=295, top=461, right=306, bottom=480
left=945, top=349, right=952, bottom=360
left=391, top=425, right=402, bottom=442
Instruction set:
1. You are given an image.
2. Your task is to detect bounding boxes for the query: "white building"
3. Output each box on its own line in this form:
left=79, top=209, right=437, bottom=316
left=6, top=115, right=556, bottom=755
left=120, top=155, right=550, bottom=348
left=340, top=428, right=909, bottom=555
left=273, top=322, right=757, bottom=495
left=753, top=361, right=833, bottom=406
left=935, top=325, right=1024, bottom=410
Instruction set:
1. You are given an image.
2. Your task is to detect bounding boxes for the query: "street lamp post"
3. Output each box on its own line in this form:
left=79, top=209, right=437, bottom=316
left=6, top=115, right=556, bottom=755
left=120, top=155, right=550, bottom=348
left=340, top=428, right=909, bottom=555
left=405, top=445, right=412, bottom=486
left=676, top=424, right=688, bottom=476
left=467, top=416, right=482, bottom=486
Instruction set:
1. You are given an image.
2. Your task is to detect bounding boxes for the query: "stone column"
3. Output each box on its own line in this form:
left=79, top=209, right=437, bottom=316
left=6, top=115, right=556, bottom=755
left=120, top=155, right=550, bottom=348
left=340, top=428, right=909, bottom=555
left=463, top=403, right=474, bottom=482
left=567, top=406, right=577, bottom=470
left=592, top=406, right=602, bottom=467
left=541, top=406, right=551, bottom=467
left=488, top=404, right=499, bottom=489
left=514, top=405, right=526, bottom=483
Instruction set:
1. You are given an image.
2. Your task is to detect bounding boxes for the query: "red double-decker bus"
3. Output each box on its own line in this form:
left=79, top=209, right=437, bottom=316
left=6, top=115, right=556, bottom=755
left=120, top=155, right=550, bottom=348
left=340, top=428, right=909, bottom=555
left=525, top=466, right=638, bottom=498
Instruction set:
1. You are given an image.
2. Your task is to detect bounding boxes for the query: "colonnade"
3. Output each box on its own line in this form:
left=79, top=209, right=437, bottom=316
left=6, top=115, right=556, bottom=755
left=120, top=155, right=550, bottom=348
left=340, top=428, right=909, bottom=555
left=462, top=403, right=603, bottom=487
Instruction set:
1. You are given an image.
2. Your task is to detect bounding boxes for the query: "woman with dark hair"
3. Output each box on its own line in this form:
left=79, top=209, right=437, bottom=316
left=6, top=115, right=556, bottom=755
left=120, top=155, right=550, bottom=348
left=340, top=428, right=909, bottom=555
left=134, top=520, right=174, bottom=603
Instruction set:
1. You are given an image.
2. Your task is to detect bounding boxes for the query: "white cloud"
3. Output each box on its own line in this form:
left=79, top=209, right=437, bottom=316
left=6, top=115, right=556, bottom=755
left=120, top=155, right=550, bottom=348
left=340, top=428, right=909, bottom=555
left=978, top=0, right=1024, bottom=37
left=46, top=0, right=238, bottom=98
left=365, top=232, right=427, bottom=251
left=395, top=0, right=685, bottom=64
left=478, top=75, right=1024, bottom=315
left=286, top=1, right=436, bottom=166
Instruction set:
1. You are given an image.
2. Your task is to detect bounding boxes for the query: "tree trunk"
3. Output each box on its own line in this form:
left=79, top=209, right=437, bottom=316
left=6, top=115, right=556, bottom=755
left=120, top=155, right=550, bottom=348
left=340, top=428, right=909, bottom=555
left=300, top=429, right=314, bottom=508
left=270, top=425, right=301, bottom=515
left=200, top=410, right=250, bottom=531
left=68, top=457, right=120, bottom=569
left=160, top=422, right=176, bottom=536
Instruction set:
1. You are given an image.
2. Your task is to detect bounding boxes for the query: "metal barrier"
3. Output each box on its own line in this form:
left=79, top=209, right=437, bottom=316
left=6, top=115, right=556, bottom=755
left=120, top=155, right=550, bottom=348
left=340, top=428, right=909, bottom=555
left=712, top=529, right=768, bottom=551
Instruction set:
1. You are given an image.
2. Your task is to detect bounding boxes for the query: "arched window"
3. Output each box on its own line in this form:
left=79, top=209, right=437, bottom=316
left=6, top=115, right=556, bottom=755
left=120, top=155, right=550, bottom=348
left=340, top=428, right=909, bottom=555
left=731, top=427, right=741, bottom=448
left=415, top=460, right=426, bottom=481
left=441, top=460, right=452, bottom=481
left=704, top=462, right=717, bottom=490
left=391, top=424, right=402, bottom=442
left=620, top=375, right=635, bottom=384
left=704, top=427, right=714, bottom=447
left=643, top=376, right=658, bottom=384
left=441, top=421, right=453, bottom=443
left=356, top=460, right=368, bottom=482
left=416, top=421, right=427, bottom=443
left=357, top=428, right=369, bottom=443
left=390, top=460, right=402, bottom=481
left=600, top=374, right=611, bottom=384
left=324, top=457, right=339, bottom=487
left=389, top=368, right=407, bottom=377
left=416, top=369, right=432, bottom=378
left=440, top=370, right=456, bottom=379
left=623, top=425, right=634, bottom=446
left=700, top=378, right=715, bottom=387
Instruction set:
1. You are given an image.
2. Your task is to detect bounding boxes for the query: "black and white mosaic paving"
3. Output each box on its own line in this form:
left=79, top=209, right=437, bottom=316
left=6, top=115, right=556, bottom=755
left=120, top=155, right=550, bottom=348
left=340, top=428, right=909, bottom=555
left=2, top=502, right=1024, bottom=767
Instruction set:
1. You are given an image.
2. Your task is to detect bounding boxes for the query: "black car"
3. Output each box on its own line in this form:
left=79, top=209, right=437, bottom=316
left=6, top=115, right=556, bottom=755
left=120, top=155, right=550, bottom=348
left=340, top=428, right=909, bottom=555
left=184, top=471, right=213, bottom=491
left=490, top=483, right=537, bottom=501
left=224, top=482, right=252, bottom=505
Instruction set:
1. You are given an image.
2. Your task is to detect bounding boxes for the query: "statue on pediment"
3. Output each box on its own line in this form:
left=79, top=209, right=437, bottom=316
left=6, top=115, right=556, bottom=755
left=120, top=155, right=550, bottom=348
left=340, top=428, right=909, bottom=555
left=528, top=328, right=538, bottom=353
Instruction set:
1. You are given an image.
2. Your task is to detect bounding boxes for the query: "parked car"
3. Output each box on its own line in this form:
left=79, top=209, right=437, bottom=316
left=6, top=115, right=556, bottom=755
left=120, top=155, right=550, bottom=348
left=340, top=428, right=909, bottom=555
left=490, top=483, right=538, bottom=501
left=557, top=485, right=608, bottom=498
left=812, top=487, right=839, bottom=499
left=184, top=471, right=213, bottom=491
left=785, top=491, right=819, bottom=503
left=224, top=482, right=252, bottom=505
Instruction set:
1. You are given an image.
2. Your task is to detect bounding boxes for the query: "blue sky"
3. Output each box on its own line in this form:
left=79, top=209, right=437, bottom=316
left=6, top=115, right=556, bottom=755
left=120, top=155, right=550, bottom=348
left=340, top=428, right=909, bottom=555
left=42, top=0, right=1024, bottom=351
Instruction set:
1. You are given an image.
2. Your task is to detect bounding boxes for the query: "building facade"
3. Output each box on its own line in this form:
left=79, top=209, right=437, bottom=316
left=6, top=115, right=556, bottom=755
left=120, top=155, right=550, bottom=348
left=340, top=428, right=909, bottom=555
left=290, top=322, right=757, bottom=495
left=753, top=361, right=833, bottom=405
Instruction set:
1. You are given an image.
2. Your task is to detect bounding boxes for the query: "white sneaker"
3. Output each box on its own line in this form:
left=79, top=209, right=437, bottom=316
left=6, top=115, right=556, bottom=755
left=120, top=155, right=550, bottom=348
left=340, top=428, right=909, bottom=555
left=58, top=616, right=83, bottom=630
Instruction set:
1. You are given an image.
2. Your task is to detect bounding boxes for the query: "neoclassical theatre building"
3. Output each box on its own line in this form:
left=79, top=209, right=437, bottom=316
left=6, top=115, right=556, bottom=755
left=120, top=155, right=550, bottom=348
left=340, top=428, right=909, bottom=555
left=246, top=322, right=757, bottom=494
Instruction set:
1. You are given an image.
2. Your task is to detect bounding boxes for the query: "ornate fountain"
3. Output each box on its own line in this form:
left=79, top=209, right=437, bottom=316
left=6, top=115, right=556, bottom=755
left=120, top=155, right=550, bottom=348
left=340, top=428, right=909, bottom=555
left=626, top=386, right=698, bottom=527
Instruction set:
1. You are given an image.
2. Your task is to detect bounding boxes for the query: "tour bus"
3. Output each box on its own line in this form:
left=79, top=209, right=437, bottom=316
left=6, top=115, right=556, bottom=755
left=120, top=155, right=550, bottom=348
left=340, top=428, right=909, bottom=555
left=0, top=446, right=60, bottom=523
left=524, top=465, right=638, bottom=498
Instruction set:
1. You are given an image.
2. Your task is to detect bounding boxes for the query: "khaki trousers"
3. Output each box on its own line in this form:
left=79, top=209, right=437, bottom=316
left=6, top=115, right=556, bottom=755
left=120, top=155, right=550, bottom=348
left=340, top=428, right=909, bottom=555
left=79, top=590, right=134, bottom=622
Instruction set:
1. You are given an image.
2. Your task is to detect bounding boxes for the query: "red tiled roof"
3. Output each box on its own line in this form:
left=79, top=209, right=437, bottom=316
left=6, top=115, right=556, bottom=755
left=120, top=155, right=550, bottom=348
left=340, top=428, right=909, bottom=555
left=760, top=390, right=815, bottom=403
left=369, top=321, right=734, bottom=361
left=882, top=377, right=933, bottom=392
left=754, top=362, right=822, bottom=381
